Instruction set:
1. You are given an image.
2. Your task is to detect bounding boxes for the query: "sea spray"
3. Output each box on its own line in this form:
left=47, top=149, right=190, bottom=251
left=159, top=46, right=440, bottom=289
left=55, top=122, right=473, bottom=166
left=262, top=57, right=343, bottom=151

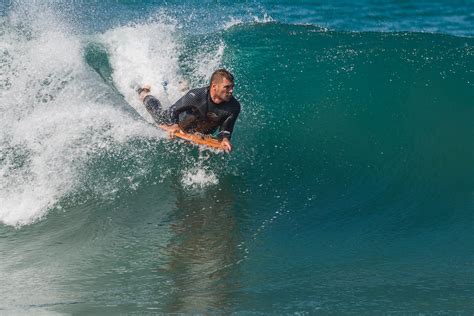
left=0, top=5, right=161, bottom=226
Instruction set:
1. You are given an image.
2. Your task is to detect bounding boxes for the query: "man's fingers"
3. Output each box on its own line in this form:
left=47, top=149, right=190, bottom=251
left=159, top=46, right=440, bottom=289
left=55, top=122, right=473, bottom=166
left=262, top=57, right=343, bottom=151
left=221, top=141, right=232, bottom=153
left=166, top=126, right=180, bottom=138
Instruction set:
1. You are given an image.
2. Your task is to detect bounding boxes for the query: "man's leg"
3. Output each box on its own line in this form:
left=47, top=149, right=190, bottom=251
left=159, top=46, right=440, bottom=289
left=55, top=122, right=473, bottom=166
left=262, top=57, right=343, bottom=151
left=138, top=85, right=168, bottom=124
left=143, top=95, right=166, bottom=124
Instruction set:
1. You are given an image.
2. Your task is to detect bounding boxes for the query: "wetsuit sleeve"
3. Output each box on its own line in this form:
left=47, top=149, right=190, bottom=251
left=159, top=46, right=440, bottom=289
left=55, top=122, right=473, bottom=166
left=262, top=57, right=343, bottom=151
left=218, top=105, right=240, bottom=140
left=169, top=90, right=200, bottom=124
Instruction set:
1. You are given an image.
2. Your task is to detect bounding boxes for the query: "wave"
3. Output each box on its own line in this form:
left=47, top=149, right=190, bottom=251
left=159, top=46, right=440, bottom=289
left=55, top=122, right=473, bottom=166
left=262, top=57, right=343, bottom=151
left=1, top=4, right=473, bottom=314
left=1, top=7, right=473, bottom=234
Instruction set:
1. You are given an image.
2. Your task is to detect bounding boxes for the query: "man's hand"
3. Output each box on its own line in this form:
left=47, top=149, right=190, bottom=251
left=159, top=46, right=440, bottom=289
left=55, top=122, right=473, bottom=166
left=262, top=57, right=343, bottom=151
left=167, top=124, right=181, bottom=138
left=220, top=138, right=232, bottom=153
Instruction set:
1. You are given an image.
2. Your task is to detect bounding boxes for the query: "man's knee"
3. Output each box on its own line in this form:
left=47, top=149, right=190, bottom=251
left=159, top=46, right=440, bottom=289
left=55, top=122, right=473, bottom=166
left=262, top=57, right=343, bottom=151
left=143, top=95, right=161, bottom=110
left=143, top=95, right=167, bottom=124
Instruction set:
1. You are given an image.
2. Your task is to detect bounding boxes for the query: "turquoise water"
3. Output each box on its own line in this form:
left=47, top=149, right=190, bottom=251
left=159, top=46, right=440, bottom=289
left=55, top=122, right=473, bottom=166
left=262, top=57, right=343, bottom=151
left=1, top=1, right=473, bottom=314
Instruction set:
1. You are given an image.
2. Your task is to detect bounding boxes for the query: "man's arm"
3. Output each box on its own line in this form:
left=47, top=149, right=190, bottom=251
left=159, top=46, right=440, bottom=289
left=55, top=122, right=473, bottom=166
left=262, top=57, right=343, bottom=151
left=218, top=104, right=240, bottom=152
left=218, top=106, right=240, bottom=141
left=165, top=89, right=201, bottom=137
left=169, top=89, right=202, bottom=124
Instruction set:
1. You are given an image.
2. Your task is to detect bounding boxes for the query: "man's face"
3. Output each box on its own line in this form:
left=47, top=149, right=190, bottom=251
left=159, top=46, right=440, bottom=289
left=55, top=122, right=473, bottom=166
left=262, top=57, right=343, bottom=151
left=213, top=78, right=234, bottom=103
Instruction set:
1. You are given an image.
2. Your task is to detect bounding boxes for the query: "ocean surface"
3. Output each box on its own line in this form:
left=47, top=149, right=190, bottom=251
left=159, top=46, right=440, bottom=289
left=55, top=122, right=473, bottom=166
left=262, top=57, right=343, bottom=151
left=1, top=0, right=473, bottom=314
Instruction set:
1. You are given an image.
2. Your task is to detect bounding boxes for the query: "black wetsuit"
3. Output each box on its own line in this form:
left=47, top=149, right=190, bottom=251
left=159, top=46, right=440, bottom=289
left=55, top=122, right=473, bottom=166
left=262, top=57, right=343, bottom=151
left=143, top=86, right=240, bottom=140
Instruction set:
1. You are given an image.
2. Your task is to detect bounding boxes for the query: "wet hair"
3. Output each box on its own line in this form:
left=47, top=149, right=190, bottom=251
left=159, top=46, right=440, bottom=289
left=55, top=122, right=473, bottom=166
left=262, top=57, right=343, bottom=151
left=210, top=69, right=234, bottom=85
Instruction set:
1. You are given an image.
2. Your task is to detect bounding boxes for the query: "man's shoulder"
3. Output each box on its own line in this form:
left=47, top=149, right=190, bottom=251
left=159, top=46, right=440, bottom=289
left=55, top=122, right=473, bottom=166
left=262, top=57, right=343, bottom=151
left=186, top=86, right=208, bottom=99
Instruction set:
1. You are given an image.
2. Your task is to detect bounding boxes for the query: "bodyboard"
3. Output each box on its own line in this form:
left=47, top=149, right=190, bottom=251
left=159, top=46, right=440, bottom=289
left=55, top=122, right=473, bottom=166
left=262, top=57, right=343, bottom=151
left=158, top=124, right=223, bottom=151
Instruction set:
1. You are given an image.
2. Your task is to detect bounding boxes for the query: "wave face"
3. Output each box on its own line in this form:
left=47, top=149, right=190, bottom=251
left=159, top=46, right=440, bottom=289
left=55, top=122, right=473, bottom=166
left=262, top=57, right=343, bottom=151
left=1, top=1, right=473, bottom=314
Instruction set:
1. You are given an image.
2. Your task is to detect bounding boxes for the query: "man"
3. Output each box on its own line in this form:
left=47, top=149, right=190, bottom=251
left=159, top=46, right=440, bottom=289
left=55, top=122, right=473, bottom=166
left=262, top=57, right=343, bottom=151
left=138, top=69, right=240, bottom=152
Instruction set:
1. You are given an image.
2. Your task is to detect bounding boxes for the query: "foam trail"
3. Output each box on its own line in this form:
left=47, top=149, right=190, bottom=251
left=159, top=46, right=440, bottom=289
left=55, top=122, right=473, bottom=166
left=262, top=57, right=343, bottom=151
left=100, top=18, right=187, bottom=121
left=0, top=5, right=159, bottom=227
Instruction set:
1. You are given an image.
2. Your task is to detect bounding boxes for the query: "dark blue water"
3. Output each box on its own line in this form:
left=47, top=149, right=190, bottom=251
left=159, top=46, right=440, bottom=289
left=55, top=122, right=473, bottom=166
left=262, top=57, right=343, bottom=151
left=1, top=1, right=473, bottom=314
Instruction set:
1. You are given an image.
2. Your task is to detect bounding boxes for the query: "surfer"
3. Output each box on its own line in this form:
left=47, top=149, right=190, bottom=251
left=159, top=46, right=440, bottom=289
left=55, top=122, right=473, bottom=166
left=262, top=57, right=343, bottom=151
left=138, top=69, right=240, bottom=152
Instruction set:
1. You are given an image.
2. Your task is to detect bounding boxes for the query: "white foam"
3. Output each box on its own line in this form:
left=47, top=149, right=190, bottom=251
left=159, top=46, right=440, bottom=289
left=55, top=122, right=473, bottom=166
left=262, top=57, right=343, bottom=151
left=224, top=17, right=244, bottom=30
left=224, top=12, right=274, bottom=30
left=0, top=6, right=160, bottom=227
left=100, top=18, right=187, bottom=120
left=251, top=12, right=275, bottom=24
left=181, top=167, right=218, bottom=189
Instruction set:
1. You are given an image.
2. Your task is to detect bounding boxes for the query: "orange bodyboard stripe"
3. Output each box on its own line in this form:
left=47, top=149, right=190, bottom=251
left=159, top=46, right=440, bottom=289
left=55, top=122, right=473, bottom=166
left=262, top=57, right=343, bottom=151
left=158, top=124, right=223, bottom=151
